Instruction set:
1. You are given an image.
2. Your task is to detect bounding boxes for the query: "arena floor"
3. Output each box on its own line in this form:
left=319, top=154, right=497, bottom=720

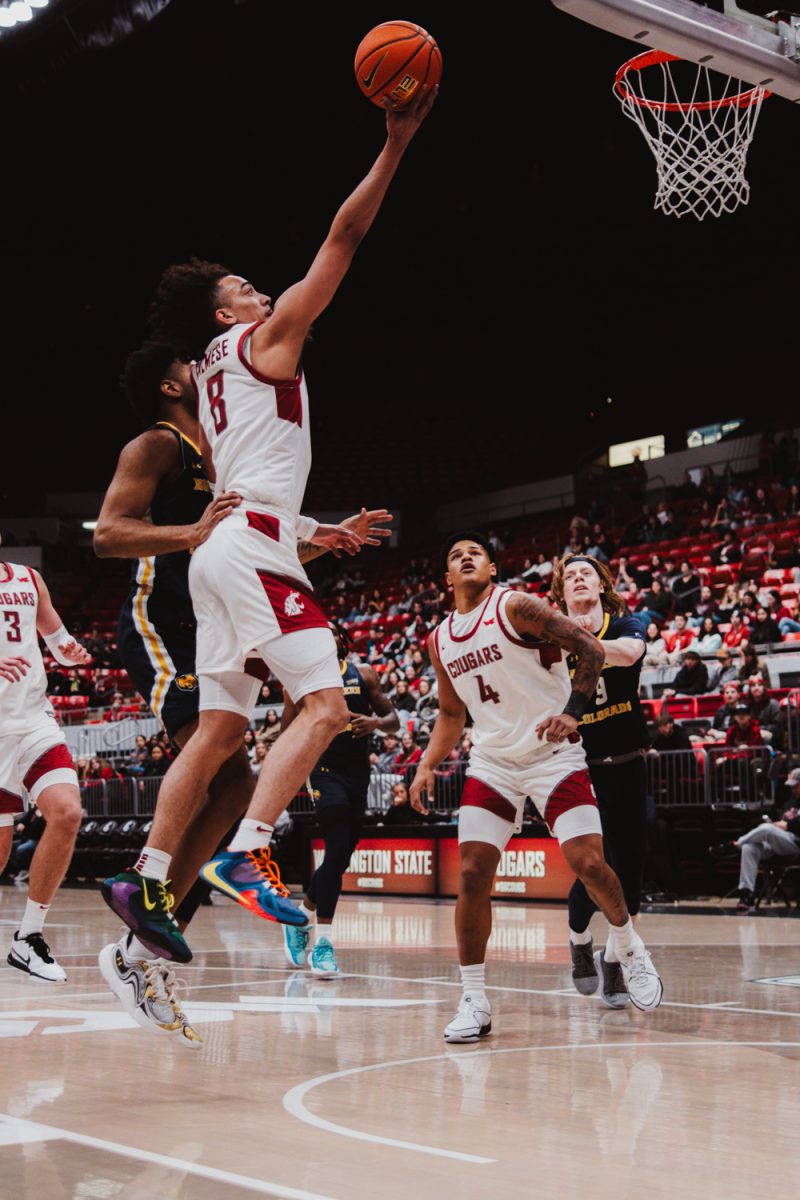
left=0, top=889, right=798, bottom=1199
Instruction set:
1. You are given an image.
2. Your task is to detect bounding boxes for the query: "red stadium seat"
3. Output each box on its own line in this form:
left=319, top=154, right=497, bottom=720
left=665, top=696, right=697, bottom=719
left=695, top=693, right=723, bottom=717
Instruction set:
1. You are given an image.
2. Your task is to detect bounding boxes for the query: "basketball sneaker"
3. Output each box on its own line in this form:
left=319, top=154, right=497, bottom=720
left=101, top=869, right=191, bottom=963
left=284, top=921, right=310, bottom=968
left=308, top=936, right=339, bottom=978
left=7, top=931, right=66, bottom=983
left=98, top=936, right=202, bottom=1049
left=570, top=938, right=599, bottom=995
left=594, top=948, right=630, bottom=1009
left=443, top=993, right=492, bottom=1043
left=198, top=848, right=307, bottom=926
left=615, top=940, right=663, bottom=1012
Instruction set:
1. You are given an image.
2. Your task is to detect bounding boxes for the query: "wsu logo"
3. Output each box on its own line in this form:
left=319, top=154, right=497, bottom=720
left=284, top=590, right=305, bottom=617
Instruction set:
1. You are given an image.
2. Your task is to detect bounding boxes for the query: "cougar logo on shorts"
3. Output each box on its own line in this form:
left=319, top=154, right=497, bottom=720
left=284, top=591, right=304, bottom=617
left=176, top=674, right=198, bottom=692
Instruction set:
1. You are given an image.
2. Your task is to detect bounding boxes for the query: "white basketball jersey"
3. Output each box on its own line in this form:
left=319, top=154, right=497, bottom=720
left=434, top=585, right=572, bottom=764
left=193, top=321, right=312, bottom=524
left=0, top=563, right=49, bottom=735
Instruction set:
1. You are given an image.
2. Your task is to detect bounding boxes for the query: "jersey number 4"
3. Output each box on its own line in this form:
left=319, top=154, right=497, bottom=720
left=207, top=372, right=228, bottom=434
left=477, top=673, right=500, bottom=704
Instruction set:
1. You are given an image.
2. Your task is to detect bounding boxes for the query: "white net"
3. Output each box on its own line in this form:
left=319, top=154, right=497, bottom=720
left=614, top=51, right=768, bottom=221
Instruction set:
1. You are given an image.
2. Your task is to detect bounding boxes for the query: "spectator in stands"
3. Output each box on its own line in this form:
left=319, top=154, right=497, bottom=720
left=708, top=648, right=739, bottom=694
left=614, top=556, right=637, bottom=593
left=708, top=682, right=743, bottom=741
left=530, top=552, right=555, bottom=582
left=778, top=594, right=800, bottom=636
left=746, top=675, right=783, bottom=747
left=414, top=678, right=438, bottom=726
left=259, top=708, right=282, bottom=746
left=723, top=612, right=750, bottom=650
left=242, top=728, right=257, bottom=761
left=738, top=643, right=771, bottom=688
left=710, top=770, right=800, bottom=912
left=7, top=807, right=46, bottom=883
left=392, top=679, right=417, bottom=715
left=663, top=613, right=695, bottom=665
left=90, top=668, right=116, bottom=707
left=650, top=712, right=693, bottom=752
left=74, top=757, right=90, bottom=782
left=783, top=482, right=800, bottom=517
left=693, top=585, right=719, bottom=626
left=724, top=703, right=765, bottom=749
left=711, top=496, right=735, bottom=531
left=142, top=744, right=169, bottom=777
left=87, top=756, right=120, bottom=783
left=381, top=781, right=429, bottom=826
left=367, top=589, right=385, bottom=616
left=103, top=692, right=128, bottom=722
left=662, top=650, right=709, bottom=698
left=381, top=668, right=400, bottom=697
left=688, top=616, right=722, bottom=656
left=716, top=583, right=741, bottom=622
left=671, top=560, right=702, bottom=614
left=751, top=486, right=772, bottom=523
left=642, top=621, right=668, bottom=668
left=638, top=576, right=672, bottom=625
left=712, top=531, right=742, bottom=566
left=60, top=668, right=90, bottom=697
left=749, top=605, right=782, bottom=647
left=763, top=589, right=796, bottom=634
left=371, top=732, right=401, bottom=774
left=383, top=630, right=408, bottom=660
left=125, top=734, right=150, bottom=775
left=392, top=731, right=422, bottom=773
left=457, top=733, right=473, bottom=762
left=251, top=743, right=269, bottom=776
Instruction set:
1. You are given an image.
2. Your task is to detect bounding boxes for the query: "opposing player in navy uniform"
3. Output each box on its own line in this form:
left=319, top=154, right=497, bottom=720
left=94, top=341, right=392, bottom=1040
left=551, top=554, right=650, bottom=1008
left=280, top=622, right=399, bottom=977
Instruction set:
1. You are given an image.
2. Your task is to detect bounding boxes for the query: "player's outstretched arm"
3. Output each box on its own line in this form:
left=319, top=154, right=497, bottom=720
left=350, top=666, right=400, bottom=740
left=93, top=432, right=239, bottom=559
left=569, top=614, right=645, bottom=668
left=250, top=86, right=437, bottom=378
left=410, top=638, right=466, bottom=813
left=33, top=570, right=92, bottom=666
left=297, top=507, right=393, bottom=564
left=505, top=592, right=605, bottom=744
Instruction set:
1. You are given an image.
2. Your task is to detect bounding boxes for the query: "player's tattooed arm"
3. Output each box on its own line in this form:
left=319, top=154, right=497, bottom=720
left=505, top=592, right=605, bottom=743
left=297, top=507, right=393, bottom=564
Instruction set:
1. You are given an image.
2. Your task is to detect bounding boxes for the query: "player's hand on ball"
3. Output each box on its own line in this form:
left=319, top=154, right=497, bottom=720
left=0, top=656, right=31, bottom=683
left=342, top=507, right=393, bottom=547
left=536, top=713, right=579, bottom=744
left=58, top=640, right=92, bottom=665
left=193, top=492, right=241, bottom=545
left=384, top=83, right=438, bottom=143
left=311, top=523, right=365, bottom=558
left=410, top=765, right=435, bottom=813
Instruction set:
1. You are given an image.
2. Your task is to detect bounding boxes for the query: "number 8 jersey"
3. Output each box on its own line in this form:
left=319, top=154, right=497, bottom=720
left=433, top=585, right=574, bottom=765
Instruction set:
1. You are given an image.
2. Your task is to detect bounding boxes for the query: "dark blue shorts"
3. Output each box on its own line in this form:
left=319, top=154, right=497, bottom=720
left=309, top=765, right=370, bottom=817
left=117, top=604, right=199, bottom=742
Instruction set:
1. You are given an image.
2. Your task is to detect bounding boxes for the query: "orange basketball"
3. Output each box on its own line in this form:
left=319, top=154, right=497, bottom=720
left=354, top=21, right=441, bottom=109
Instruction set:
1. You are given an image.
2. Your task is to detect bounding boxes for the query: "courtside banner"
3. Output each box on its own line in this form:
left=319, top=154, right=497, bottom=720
left=311, top=838, right=437, bottom=896
left=439, top=837, right=573, bottom=900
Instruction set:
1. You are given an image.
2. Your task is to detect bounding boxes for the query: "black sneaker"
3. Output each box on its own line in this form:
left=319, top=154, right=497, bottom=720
left=570, top=938, right=599, bottom=995
left=709, top=842, right=739, bottom=860
left=736, top=890, right=754, bottom=914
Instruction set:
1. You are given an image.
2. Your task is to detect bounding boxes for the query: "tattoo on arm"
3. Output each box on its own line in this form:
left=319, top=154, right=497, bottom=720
left=508, top=594, right=605, bottom=704
left=297, top=540, right=328, bottom=565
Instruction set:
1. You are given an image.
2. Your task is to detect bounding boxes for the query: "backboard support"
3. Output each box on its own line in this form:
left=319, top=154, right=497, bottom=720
left=551, top=0, right=800, bottom=101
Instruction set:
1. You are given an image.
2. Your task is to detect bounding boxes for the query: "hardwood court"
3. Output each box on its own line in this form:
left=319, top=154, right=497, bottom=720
left=1, top=889, right=799, bottom=1199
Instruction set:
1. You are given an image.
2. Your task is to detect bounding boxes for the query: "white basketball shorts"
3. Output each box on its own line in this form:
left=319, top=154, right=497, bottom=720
left=0, top=716, right=78, bottom=826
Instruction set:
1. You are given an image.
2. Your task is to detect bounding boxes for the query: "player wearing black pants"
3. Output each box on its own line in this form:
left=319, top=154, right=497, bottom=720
left=552, top=554, right=650, bottom=1008
left=281, top=624, right=399, bottom=977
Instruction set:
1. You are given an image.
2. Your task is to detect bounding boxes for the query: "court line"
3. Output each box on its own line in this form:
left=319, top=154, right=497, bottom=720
left=0, top=1113, right=336, bottom=1198
left=283, top=1038, right=800, bottom=1163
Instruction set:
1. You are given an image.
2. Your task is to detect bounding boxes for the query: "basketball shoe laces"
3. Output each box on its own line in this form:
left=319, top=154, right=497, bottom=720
left=153, top=879, right=179, bottom=924
left=142, top=959, right=184, bottom=1027
left=245, top=848, right=290, bottom=897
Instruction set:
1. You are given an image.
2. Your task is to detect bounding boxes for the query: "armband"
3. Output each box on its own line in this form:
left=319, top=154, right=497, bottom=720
left=43, top=626, right=75, bottom=665
left=297, top=515, right=319, bottom=541
left=563, top=691, right=592, bottom=721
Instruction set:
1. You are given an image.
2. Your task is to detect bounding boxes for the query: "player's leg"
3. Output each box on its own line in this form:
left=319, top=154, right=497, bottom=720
left=0, top=823, right=13, bottom=876
left=540, top=752, right=662, bottom=1012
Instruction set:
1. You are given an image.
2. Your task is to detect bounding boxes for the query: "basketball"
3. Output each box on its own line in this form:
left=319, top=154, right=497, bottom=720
left=354, top=21, right=442, bottom=108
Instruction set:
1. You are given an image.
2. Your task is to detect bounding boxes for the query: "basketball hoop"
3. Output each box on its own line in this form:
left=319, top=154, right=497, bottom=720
left=613, top=49, right=768, bottom=220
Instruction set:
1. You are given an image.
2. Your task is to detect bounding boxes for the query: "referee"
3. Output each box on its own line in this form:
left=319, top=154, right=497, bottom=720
left=550, top=554, right=650, bottom=1008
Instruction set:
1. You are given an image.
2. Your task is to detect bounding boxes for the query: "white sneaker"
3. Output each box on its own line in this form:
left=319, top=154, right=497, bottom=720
left=615, top=940, right=663, bottom=1012
left=98, top=937, right=202, bottom=1048
left=443, top=993, right=492, bottom=1043
left=7, top=931, right=66, bottom=983
left=594, top=948, right=630, bottom=1009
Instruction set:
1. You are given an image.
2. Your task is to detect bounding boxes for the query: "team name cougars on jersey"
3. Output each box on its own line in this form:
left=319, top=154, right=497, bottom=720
left=284, top=590, right=304, bottom=617
left=193, top=338, right=230, bottom=380
left=0, top=590, right=36, bottom=607
left=445, top=644, right=503, bottom=680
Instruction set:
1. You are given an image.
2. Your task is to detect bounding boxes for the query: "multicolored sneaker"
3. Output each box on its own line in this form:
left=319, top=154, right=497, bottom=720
left=198, top=847, right=307, bottom=926
left=284, top=921, right=311, bottom=967
left=100, top=869, right=192, bottom=963
left=98, top=936, right=202, bottom=1049
left=308, top=936, right=339, bottom=978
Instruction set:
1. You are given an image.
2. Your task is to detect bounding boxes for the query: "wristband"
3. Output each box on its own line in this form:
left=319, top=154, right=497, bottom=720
left=563, top=691, right=592, bottom=721
left=296, top=515, right=319, bottom=541
left=43, top=625, right=75, bottom=665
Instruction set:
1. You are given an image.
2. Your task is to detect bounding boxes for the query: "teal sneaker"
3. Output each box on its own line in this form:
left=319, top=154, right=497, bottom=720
left=100, top=869, right=192, bottom=963
left=283, top=921, right=310, bottom=967
left=308, top=936, right=339, bottom=978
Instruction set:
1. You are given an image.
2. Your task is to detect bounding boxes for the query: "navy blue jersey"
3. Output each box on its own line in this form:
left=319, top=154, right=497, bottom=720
left=567, top=612, right=650, bottom=757
left=123, top=423, right=212, bottom=630
left=318, top=661, right=372, bottom=774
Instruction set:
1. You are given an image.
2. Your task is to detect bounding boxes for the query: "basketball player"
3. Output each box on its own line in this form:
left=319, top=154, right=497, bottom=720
left=410, top=534, right=662, bottom=1041
left=102, top=84, right=437, bottom=961
left=551, top=554, right=650, bottom=1008
left=0, top=561, right=90, bottom=981
left=281, top=623, right=399, bottom=977
left=95, top=342, right=392, bottom=1042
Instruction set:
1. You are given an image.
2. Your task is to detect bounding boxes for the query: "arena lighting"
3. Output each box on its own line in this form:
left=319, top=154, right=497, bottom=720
left=81, top=520, right=98, bottom=531
left=0, top=0, right=50, bottom=35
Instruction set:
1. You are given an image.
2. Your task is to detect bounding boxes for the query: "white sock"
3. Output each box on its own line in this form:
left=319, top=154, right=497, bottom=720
left=124, top=934, right=155, bottom=962
left=299, top=902, right=315, bottom=925
left=606, top=918, right=641, bottom=963
left=315, top=921, right=335, bottom=944
left=460, top=962, right=486, bottom=997
left=19, top=898, right=49, bottom=938
left=134, top=847, right=171, bottom=882
left=570, top=928, right=592, bottom=946
left=228, top=818, right=274, bottom=853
